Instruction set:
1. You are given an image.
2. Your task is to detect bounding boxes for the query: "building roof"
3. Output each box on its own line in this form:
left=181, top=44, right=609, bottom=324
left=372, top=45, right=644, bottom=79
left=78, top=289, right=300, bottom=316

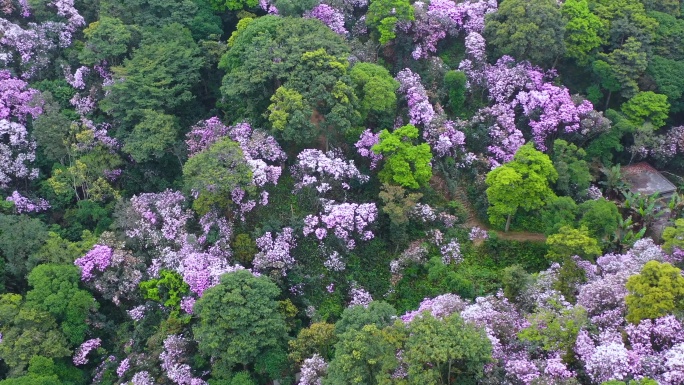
left=622, top=162, right=677, bottom=197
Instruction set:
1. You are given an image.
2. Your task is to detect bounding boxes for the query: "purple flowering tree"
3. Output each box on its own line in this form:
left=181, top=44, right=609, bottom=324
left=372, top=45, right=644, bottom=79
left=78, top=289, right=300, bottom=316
left=304, top=4, right=347, bottom=35
left=396, top=68, right=435, bottom=126
left=253, top=227, right=297, bottom=276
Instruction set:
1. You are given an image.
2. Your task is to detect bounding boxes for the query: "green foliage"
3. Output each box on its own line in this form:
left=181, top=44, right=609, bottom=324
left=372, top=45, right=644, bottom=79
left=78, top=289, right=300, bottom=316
left=0, top=356, right=61, bottom=385
left=378, top=183, right=422, bottom=228
left=182, top=137, right=253, bottom=213
left=551, top=139, right=592, bottom=199
left=662, top=218, right=684, bottom=253
left=228, top=17, right=254, bottom=47
left=372, top=124, right=433, bottom=189
left=597, top=37, right=649, bottom=99
left=25, top=264, right=97, bottom=345
left=193, top=270, right=288, bottom=372
left=648, top=55, right=684, bottom=113
left=29, top=231, right=95, bottom=271
left=621, top=91, right=670, bottom=128
left=288, top=322, right=337, bottom=363
left=578, top=198, right=621, bottom=240
left=139, top=270, right=189, bottom=314
left=486, top=144, right=558, bottom=231
left=541, top=196, right=578, bottom=236
left=101, top=24, right=203, bottom=124
left=501, top=264, right=532, bottom=302
left=123, top=109, right=180, bottom=162
left=554, top=257, right=587, bottom=303
left=546, top=225, right=601, bottom=261
left=561, top=0, right=603, bottom=64
left=444, top=70, right=467, bottom=115
left=267, top=87, right=311, bottom=135
left=350, top=63, right=399, bottom=127
left=219, top=17, right=349, bottom=130
left=0, top=294, right=71, bottom=377
left=626, top=261, right=684, bottom=323
left=366, top=0, right=414, bottom=44
left=79, top=17, right=132, bottom=65
left=207, top=0, right=257, bottom=11
left=232, top=234, right=257, bottom=266
left=324, top=323, right=401, bottom=385
left=274, top=0, right=319, bottom=16
left=0, top=214, right=49, bottom=284
left=32, top=93, right=73, bottom=164
left=334, top=301, right=397, bottom=336
left=403, top=313, right=492, bottom=385
left=484, top=0, right=566, bottom=67
left=519, top=302, right=587, bottom=360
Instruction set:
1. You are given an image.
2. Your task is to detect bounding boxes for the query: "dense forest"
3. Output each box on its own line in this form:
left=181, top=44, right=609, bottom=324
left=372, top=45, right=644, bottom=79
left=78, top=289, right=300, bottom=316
left=2, top=0, right=684, bottom=384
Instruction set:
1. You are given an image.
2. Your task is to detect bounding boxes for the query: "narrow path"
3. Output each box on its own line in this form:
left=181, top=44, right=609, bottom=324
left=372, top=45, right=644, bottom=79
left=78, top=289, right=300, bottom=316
left=453, top=184, right=547, bottom=243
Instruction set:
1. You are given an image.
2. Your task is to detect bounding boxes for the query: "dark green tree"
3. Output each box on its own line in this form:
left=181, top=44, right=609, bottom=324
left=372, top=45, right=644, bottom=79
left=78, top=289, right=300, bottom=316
left=350, top=62, right=399, bottom=128
left=551, top=139, right=592, bottom=199
left=123, top=109, right=180, bottom=163
left=484, top=0, right=566, bottom=67
left=403, top=313, right=492, bottom=385
left=578, top=198, right=621, bottom=240
left=78, top=17, right=132, bottom=65
left=25, top=264, right=97, bottom=345
left=0, top=294, right=71, bottom=377
left=334, top=301, right=397, bottom=336
left=0, top=214, right=48, bottom=287
left=101, top=24, right=203, bottom=125
left=193, top=270, right=288, bottom=374
left=443, top=70, right=467, bottom=116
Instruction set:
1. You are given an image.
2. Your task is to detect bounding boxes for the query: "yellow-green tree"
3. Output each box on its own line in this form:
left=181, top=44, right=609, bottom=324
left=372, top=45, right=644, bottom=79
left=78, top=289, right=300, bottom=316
left=485, top=144, right=558, bottom=232
left=626, top=261, right=684, bottom=323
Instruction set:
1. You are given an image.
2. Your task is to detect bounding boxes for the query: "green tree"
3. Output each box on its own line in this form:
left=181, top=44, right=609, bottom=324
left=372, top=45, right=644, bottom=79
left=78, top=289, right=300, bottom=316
left=546, top=225, right=602, bottom=261
left=551, top=139, right=592, bottom=199
left=182, top=137, right=253, bottom=214
left=0, top=356, right=61, bottom=385
left=597, top=37, right=649, bottom=99
left=561, top=0, right=603, bottom=64
left=541, top=196, right=578, bottom=236
left=288, top=322, right=337, bottom=363
left=0, top=214, right=48, bottom=286
left=662, top=218, right=684, bottom=253
left=28, top=231, right=97, bottom=269
left=485, top=144, right=558, bottom=232
left=0, top=294, right=71, bottom=377
left=519, top=303, right=587, bottom=360
left=78, top=17, right=132, bottom=65
left=647, top=55, right=684, bottom=113
left=403, top=313, right=492, bottom=385
left=578, top=198, right=621, bottom=240
left=372, top=124, right=433, bottom=189
left=324, top=323, right=401, bottom=385
left=123, top=109, right=180, bottom=163
left=139, top=270, right=189, bottom=315
left=219, top=17, right=349, bottom=129
left=334, top=301, right=397, bottom=336
left=25, top=264, right=97, bottom=345
left=350, top=63, right=399, bottom=128
left=193, top=270, right=288, bottom=373
left=366, top=0, right=414, bottom=44
left=444, top=70, right=467, bottom=116
left=501, top=264, right=532, bottom=302
left=626, top=261, right=684, bottom=323
left=621, top=91, right=670, bottom=129
left=101, top=24, right=203, bottom=124
left=207, top=0, right=257, bottom=11
left=484, top=0, right=566, bottom=67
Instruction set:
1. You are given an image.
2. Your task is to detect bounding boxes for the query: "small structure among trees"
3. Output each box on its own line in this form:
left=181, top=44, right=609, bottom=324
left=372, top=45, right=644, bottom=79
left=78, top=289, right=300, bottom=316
left=622, top=162, right=677, bottom=200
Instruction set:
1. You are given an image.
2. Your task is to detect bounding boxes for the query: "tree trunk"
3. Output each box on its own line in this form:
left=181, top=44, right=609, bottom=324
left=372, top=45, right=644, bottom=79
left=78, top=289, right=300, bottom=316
left=604, top=89, right=612, bottom=110
left=505, top=214, right=512, bottom=232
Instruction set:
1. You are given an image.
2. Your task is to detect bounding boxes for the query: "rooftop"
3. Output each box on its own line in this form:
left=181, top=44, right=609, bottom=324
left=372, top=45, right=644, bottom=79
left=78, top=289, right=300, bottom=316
left=622, top=162, right=677, bottom=197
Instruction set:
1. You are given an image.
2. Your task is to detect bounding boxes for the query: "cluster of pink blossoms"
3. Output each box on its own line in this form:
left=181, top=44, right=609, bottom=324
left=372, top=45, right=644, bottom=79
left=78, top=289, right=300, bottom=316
left=354, top=129, right=382, bottom=169
left=293, top=149, right=369, bottom=194
left=305, top=4, right=347, bottom=35
left=160, top=335, right=207, bottom=385
left=74, top=244, right=114, bottom=281
left=5, top=190, right=49, bottom=213
left=253, top=227, right=297, bottom=275
left=73, top=338, right=101, bottom=366
left=303, top=200, right=377, bottom=249
left=396, top=68, right=434, bottom=126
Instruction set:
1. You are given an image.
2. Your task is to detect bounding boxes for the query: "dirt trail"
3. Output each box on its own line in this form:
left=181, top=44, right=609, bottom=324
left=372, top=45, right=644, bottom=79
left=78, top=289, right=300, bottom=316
left=454, top=185, right=547, bottom=243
